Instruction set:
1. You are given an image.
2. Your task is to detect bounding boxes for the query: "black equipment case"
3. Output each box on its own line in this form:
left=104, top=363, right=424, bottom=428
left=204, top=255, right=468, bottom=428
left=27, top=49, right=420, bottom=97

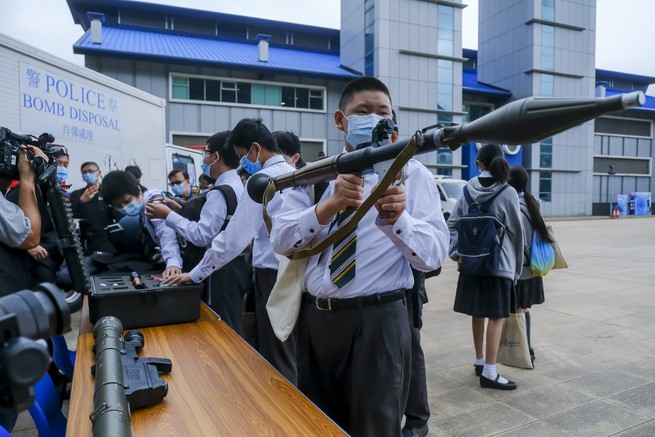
left=89, top=272, right=203, bottom=329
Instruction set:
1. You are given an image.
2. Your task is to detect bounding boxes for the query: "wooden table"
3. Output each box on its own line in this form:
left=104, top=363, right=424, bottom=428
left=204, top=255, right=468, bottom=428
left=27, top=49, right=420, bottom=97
left=67, top=301, right=345, bottom=436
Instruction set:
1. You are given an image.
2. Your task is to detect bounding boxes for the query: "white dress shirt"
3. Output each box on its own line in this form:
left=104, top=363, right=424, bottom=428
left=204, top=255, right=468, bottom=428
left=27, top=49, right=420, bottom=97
left=142, top=189, right=183, bottom=269
left=189, top=155, right=295, bottom=283
left=271, top=159, right=450, bottom=299
left=165, top=170, right=243, bottom=247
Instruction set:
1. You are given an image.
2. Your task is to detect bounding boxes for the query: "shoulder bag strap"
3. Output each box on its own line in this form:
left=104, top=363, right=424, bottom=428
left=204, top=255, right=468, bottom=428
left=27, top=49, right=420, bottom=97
left=213, top=185, right=238, bottom=232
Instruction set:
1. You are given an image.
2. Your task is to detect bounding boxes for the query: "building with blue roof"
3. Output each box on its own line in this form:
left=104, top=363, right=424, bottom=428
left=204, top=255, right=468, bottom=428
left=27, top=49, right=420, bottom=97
left=65, top=0, right=654, bottom=216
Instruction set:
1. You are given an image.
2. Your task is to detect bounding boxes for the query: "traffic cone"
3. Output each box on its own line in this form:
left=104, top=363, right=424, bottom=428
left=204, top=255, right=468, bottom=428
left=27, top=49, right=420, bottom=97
left=611, top=206, right=620, bottom=219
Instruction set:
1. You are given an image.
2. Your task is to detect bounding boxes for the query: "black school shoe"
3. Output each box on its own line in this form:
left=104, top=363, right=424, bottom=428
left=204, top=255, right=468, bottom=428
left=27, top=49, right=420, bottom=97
left=480, top=374, right=517, bottom=390
left=474, top=364, right=483, bottom=377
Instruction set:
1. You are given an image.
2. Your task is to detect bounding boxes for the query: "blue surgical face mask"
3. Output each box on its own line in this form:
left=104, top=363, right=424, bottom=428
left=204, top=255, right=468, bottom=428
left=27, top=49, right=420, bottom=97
left=82, top=171, right=97, bottom=184
left=56, top=167, right=69, bottom=183
left=343, top=113, right=384, bottom=148
left=201, top=154, right=217, bottom=177
left=240, top=147, right=262, bottom=174
left=201, top=161, right=211, bottom=177
left=171, top=183, right=186, bottom=196
left=120, top=199, right=144, bottom=216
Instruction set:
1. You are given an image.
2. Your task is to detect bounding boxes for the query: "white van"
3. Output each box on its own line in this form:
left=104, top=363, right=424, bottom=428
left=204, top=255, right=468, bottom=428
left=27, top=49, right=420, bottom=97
left=165, top=144, right=204, bottom=188
left=434, top=176, right=467, bottom=221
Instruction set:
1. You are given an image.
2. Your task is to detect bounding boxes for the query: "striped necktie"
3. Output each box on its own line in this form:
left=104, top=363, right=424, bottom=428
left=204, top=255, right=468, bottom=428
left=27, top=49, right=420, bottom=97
left=329, top=209, right=357, bottom=288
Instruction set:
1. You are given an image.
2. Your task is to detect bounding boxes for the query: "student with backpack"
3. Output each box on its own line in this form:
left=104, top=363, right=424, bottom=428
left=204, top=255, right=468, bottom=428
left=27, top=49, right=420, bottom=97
left=508, top=166, right=550, bottom=366
left=145, top=131, right=251, bottom=334
left=448, top=144, right=523, bottom=390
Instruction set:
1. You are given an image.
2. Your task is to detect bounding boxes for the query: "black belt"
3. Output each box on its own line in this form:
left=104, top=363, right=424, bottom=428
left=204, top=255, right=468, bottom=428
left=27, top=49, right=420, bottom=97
left=306, top=290, right=406, bottom=311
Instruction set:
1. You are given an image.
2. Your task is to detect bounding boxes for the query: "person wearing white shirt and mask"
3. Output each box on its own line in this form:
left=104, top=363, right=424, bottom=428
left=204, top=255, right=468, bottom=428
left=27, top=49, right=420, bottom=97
left=163, top=118, right=298, bottom=385
left=270, top=77, right=449, bottom=436
left=146, top=131, right=251, bottom=335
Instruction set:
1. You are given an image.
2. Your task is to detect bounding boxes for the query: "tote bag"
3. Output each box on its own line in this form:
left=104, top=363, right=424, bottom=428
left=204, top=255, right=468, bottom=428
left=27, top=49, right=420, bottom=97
left=266, top=256, right=309, bottom=342
left=546, top=224, right=568, bottom=269
left=497, top=313, right=533, bottom=369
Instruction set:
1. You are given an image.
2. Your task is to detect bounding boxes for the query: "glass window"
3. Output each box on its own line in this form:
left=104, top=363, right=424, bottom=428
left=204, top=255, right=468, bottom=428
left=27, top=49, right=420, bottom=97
left=438, top=5, right=454, bottom=30
left=437, top=6, right=454, bottom=56
left=438, top=114, right=453, bottom=124
left=237, top=82, right=251, bottom=104
left=540, top=138, right=552, bottom=168
left=295, top=87, right=309, bottom=109
left=542, top=0, right=555, bottom=21
left=365, top=3, right=374, bottom=28
left=539, top=172, right=552, bottom=202
left=189, top=78, right=204, bottom=100
left=221, top=81, right=237, bottom=103
left=437, top=149, right=452, bottom=166
left=438, top=60, right=453, bottom=84
left=206, top=79, right=221, bottom=102
left=281, top=87, right=295, bottom=107
left=365, top=52, right=374, bottom=76
left=309, top=89, right=323, bottom=110
left=170, top=75, right=323, bottom=111
left=251, top=83, right=266, bottom=105
left=438, top=84, right=453, bottom=110
left=364, top=0, right=374, bottom=77
left=172, top=77, right=189, bottom=99
left=540, top=74, right=554, bottom=96
left=265, top=85, right=282, bottom=106
left=438, top=30, right=454, bottom=56
left=438, top=60, right=453, bottom=111
left=365, top=31, right=374, bottom=54
left=541, top=25, right=555, bottom=71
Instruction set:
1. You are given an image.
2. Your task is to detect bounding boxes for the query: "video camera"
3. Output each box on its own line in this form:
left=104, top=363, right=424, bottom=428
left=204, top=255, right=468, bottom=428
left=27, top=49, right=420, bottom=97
left=0, top=126, right=90, bottom=298
left=0, top=127, right=67, bottom=190
left=0, top=283, right=71, bottom=430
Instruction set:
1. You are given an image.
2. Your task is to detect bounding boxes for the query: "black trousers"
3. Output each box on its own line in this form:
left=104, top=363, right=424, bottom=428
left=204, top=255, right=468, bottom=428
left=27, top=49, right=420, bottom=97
left=404, top=276, right=430, bottom=428
left=254, top=268, right=298, bottom=386
left=299, top=295, right=411, bottom=437
left=207, top=255, right=251, bottom=336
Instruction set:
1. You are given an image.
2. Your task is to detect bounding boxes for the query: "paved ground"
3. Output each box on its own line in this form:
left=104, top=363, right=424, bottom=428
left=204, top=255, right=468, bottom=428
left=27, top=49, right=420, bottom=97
left=421, top=216, right=655, bottom=437
left=11, top=216, right=655, bottom=436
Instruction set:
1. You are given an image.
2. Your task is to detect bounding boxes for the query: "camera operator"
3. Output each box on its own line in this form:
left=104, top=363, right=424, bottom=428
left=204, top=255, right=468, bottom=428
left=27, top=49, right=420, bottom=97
left=0, top=145, right=47, bottom=295
left=5, top=150, right=69, bottom=285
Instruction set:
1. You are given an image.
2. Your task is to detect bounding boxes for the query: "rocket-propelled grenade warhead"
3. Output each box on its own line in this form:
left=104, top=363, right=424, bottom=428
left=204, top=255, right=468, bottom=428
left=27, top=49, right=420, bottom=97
left=247, top=91, right=645, bottom=203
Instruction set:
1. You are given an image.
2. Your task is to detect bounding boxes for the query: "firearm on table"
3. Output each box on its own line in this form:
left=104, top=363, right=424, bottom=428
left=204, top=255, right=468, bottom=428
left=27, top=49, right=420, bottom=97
left=90, top=316, right=172, bottom=437
left=247, top=91, right=645, bottom=203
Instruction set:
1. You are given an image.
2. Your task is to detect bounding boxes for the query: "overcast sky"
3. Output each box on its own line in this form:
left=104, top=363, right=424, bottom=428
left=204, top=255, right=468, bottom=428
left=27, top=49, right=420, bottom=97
left=1, top=0, right=654, bottom=92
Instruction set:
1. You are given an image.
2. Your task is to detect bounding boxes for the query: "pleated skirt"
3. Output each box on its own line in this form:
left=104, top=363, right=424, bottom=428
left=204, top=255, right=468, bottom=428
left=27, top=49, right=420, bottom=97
left=453, top=274, right=516, bottom=319
left=515, top=276, right=545, bottom=309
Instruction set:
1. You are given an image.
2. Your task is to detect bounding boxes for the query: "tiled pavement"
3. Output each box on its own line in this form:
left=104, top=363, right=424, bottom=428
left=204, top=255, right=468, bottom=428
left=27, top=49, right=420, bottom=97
left=12, top=216, right=655, bottom=436
left=421, top=216, right=655, bottom=436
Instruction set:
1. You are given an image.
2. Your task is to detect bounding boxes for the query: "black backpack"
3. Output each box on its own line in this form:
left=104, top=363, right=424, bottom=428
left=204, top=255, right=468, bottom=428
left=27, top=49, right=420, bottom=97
left=456, top=184, right=509, bottom=277
left=177, top=185, right=237, bottom=271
